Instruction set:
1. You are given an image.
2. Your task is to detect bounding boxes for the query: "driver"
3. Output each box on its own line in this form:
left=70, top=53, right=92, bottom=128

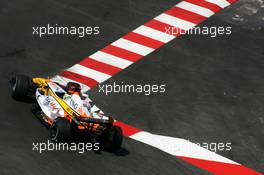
left=65, top=82, right=82, bottom=96
left=63, top=82, right=92, bottom=117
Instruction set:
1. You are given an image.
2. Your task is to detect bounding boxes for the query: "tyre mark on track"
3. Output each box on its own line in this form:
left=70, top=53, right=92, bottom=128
left=0, top=49, right=25, bottom=58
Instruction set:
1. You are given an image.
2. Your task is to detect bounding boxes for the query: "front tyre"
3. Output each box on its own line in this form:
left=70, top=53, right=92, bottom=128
left=50, top=117, right=72, bottom=142
left=10, top=74, right=34, bottom=101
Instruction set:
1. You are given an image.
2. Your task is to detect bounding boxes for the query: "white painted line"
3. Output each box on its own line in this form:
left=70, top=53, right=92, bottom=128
left=205, top=0, right=230, bottom=8
left=90, top=51, right=133, bottom=69
left=176, top=1, right=215, bottom=17
left=67, top=64, right=111, bottom=83
left=133, top=25, right=176, bottom=43
left=130, top=131, right=239, bottom=165
left=155, top=13, right=196, bottom=31
left=111, top=38, right=154, bottom=56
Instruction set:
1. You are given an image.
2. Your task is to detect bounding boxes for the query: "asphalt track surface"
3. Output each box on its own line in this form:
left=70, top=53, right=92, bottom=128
left=0, top=0, right=263, bottom=175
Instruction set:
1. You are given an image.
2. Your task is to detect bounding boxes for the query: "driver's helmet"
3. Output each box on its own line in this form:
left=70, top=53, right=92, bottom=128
left=66, top=82, right=81, bottom=95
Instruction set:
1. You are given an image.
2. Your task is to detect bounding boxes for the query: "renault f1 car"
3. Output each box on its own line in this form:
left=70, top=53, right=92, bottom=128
left=10, top=74, right=123, bottom=152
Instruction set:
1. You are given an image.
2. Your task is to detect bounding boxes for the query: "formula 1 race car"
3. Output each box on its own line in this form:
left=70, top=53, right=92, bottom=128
left=10, top=74, right=123, bottom=152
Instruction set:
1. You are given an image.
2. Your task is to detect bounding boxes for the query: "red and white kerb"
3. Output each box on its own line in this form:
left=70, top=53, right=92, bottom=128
left=52, top=0, right=238, bottom=91
left=114, top=121, right=262, bottom=175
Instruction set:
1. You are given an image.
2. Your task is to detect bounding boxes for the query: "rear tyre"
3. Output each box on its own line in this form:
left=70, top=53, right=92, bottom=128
left=10, top=74, right=34, bottom=101
left=104, top=126, right=123, bottom=152
left=50, top=117, right=72, bottom=142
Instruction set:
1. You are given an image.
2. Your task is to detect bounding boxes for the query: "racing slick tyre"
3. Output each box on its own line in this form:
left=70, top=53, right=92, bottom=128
left=10, top=74, right=35, bottom=101
left=104, top=126, right=123, bottom=152
left=50, top=117, right=72, bottom=142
